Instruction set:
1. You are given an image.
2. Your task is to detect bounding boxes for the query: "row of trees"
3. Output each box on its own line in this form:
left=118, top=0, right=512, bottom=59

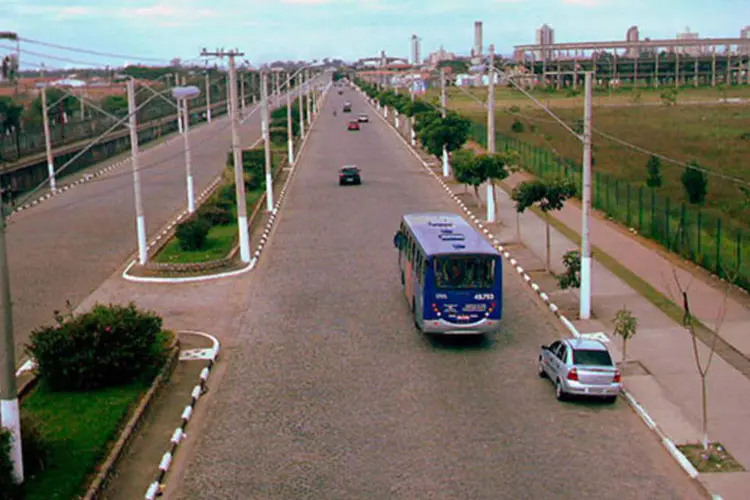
left=646, top=154, right=708, bottom=205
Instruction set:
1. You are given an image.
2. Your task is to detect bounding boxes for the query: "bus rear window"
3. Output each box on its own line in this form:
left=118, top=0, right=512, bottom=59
left=434, top=256, right=495, bottom=289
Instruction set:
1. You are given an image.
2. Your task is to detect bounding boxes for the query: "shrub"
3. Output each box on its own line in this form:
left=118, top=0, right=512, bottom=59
left=0, top=428, right=20, bottom=499
left=269, top=126, right=286, bottom=145
left=213, top=193, right=234, bottom=212
left=245, top=172, right=263, bottom=191
left=645, top=155, right=663, bottom=188
left=25, top=303, right=167, bottom=391
left=681, top=161, right=708, bottom=204
left=511, top=119, right=525, bottom=133
left=20, top=414, right=49, bottom=476
left=175, top=216, right=211, bottom=251
left=197, top=203, right=233, bottom=226
left=217, top=183, right=237, bottom=205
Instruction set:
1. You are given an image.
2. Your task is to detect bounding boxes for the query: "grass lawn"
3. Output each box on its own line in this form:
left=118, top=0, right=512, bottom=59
left=21, top=382, right=148, bottom=499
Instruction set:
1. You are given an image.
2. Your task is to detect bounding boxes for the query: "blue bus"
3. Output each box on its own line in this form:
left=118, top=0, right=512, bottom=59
left=393, top=212, right=503, bottom=335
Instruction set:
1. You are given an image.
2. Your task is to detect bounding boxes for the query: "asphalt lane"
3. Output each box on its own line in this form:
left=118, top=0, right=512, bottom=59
left=175, top=87, right=705, bottom=499
left=7, top=105, right=266, bottom=356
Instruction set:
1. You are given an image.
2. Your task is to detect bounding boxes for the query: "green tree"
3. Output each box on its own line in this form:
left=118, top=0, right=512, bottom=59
left=451, top=149, right=484, bottom=200
left=660, top=88, right=678, bottom=106
left=645, top=155, right=662, bottom=188
left=557, top=250, right=581, bottom=290
left=476, top=152, right=512, bottom=215
left=100, top=95, right=128, bottom=117
left=418, top=112, right=471, bottom=160
left=27, top=88, right=76, bottom=142
left=511, top=177, right=577, bottom=272
left=681, top=161, right=708, bottom=204
left=0, top=96, right=23, bottom=159
left=612, top=307, right=638, bottom=364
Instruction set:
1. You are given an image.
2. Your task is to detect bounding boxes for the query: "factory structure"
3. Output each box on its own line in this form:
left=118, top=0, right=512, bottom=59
left=513, top=25, right=750, bottom=88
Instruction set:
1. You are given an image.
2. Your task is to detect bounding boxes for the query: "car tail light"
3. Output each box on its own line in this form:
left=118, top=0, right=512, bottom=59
left=567, top=368, right=579, bottom=381
left=613, top=370, right=621, bottom=383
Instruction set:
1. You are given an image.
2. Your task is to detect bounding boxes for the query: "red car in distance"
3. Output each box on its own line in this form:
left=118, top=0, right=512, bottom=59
left=347, top=120, right=360, bottom=131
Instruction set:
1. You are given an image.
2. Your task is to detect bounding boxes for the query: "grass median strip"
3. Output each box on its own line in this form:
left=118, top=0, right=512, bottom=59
left=21, top=382, right=149, bottom=499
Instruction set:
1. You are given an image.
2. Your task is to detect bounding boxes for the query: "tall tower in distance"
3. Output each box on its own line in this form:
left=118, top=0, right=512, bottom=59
left=411, top=34, right=421, bottom=65
left=625, top=25, right=639, bottom=57
left=535, top=23, right=554, bottom=60
left=474, top=21, right=483, bottom=57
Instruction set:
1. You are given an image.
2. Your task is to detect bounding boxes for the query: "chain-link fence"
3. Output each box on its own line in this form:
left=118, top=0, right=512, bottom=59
left=470, top=121, right=749, bottom=291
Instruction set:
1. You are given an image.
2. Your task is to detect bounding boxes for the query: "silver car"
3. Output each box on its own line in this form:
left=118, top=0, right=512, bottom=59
left=538, top=338, right=621, bottom=403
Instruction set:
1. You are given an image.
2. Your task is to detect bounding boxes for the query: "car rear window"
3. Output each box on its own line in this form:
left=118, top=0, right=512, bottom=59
left=572, top=349, right=613, bottom=366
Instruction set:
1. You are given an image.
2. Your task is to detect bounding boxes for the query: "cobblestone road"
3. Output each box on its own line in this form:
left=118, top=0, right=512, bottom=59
left=174, top=87, right=705, bottom=499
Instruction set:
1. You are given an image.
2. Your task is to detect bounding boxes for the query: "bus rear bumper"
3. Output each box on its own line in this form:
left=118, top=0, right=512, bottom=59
left=421, top=318, right=500, bottom=335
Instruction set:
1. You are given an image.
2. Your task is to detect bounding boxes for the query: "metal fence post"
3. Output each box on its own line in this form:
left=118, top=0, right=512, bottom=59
left=651, top=189, right=656, bottom=238
left=626, top=183, right=631, bottom=227
left=665, top=197, right=671, bottom=250
left=737, top=231, right=742, bottom=276
left=595, top=172, right=601, bottom=208
left=638, top=186, right=643, bottom=231
left=680, top=202, right=686, bottom=256
left=697, top=210, right=702, bottom=262
left=716, top=218, right=722, bottom=276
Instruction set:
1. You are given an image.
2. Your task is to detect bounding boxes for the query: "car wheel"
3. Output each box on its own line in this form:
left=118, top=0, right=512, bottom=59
left=555, top=380, right=566, bottom=401
left=537, top=359, right=547, bottom=379
left=339, top=181, right=344, bottom=186
left=603, top=395, right=617, bottom=404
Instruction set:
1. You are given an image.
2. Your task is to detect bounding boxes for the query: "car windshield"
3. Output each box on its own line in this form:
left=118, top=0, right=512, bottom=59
left=434, top=255, right=495, bottom=290
left=572, top=349, right=613, bottom=366
left=342, top=168, right=358, bottom=174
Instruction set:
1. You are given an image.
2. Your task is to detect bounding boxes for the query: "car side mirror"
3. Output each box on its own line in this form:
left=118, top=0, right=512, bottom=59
left=541, top=345, right=548, bottom=351
left=393, top=231, right=403, bottom=249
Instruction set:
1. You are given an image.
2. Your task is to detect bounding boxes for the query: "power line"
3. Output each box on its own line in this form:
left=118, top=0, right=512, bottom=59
left=18, top=37, right=169, bottom=63
left=0, top=43, right=103, bottom=67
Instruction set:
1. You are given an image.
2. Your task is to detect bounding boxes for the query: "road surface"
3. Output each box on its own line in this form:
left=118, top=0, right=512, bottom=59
left=171, top=87, right=705, bottom=498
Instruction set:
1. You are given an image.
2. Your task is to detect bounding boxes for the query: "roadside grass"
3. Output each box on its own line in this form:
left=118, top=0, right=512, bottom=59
left=21, top=381, right=148, bottom=499
left=155, top=223, right=238, bottom=264
left=678, top=443, right=745, bottom=473
left=425, top=85, right=750, bottom=110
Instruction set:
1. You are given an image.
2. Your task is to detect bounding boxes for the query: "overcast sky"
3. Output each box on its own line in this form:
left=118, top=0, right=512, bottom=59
left=3, top=0, right=749, bottom=70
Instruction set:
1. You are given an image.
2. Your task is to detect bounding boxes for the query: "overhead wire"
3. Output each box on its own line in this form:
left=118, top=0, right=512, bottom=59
left=18, top=37, right=170, bottom=64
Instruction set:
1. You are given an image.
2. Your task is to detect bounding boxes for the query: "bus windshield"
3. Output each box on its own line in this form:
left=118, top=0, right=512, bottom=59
left=434, top=255, right=496, bottom=290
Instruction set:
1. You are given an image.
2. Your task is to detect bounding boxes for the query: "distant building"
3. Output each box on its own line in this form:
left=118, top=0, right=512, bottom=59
left=535, top=24, right=554, bottom=60
left=676, top=26, right=703, bottom=56
left=473, top=21, right=483, bottom=57
left=742, top=26, right=750, bottom=55
left=428, top=46, right=456, bottom=66
left=625, top=26, right=639, bottom=57
left=411, top=35, right=421, bottom=65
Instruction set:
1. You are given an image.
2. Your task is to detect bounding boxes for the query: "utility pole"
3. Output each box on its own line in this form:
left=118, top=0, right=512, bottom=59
left=205, top=71, right=212, bottom=123
left=180, top=93, right=195, bottom=214
left=261, top=71, right=274, bottom=211
left=40, top=65, right=57, bottom=192
left=440, top=67, right=450, bottom=178
left=299, top=70, right=306, bottom=137
left=486, top=44, right=496, bottom=223
left=202, top=48, right=251, bottom=262
left=240, top=71, right=245, bottom=118
left=175, top=73, right=183, bottom=135
left=225, top=73, right=231, bottom=117
left=306, top=69, right=312, bottom=127
left=275, top=70, right=281, bottom=111
left=287, top=75, right=295, bottom=165
left=580, top=72, right=593, bottom=320
left=0, top=198, right=23, bottom=486
left=127, top=78, right=148, bottom=265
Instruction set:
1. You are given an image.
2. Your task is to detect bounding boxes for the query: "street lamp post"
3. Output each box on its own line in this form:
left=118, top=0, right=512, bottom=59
left=39, top=66, right=57, bottom=192
left=287, top=77, right=295, bottom=165
left=127, top=78, right=148, bottom=265
left=172, top=86, right=201, bottom=213
left=440, top=67, right=450, bottom=178
left=306, top=69, right=312, bottom=126
left=487, top=44, right=496, bottom=223
left=205, top=72, right=212, bottom=123
left=261, top=71, right=274, bottom=211
left=299, top=71, right=306, bottom=137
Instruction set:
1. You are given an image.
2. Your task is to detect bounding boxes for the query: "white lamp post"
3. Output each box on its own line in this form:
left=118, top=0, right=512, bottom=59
left=171, top=86, right=201, bottom=213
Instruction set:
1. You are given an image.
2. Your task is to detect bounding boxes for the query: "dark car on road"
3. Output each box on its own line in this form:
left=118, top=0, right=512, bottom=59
left=343, top=102, right=352, bottom=113
left=347, top=120, right=360, bottom=131
left=339, top=166, right=361, bottom=185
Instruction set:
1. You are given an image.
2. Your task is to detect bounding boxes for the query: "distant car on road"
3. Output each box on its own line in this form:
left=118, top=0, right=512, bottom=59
left=347, top=120, right=360, bottom=131
left=538, top=338, right=621, bottom=403
left=338, top=90, right=343, bottom=95
left=358, top=113, right=369, bottom=123
left=339, top=166, right=361, bottom=185
left=343, top=102, right=352, bottom=113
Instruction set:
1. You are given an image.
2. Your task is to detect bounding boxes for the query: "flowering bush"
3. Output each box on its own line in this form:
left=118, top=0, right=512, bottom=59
left=26, top=303, right=168, bottom=391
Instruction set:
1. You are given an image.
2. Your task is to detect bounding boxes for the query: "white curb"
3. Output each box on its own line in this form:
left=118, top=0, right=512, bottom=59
left=144, top=331, right=220, bottom=500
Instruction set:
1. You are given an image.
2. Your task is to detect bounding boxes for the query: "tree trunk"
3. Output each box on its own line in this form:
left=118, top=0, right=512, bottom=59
left=701, top=375, right=709, bottom=450
left=516, top=211, right=521, bottom=243
left=545, top=216, right=551, bottom=272
left=622, top=338, right=628, bottom=364
left=473, top=185, right=481, bottom=206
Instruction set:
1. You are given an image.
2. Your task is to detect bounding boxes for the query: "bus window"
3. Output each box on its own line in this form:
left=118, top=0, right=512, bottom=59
left=434, top=256, right=495, bottom=289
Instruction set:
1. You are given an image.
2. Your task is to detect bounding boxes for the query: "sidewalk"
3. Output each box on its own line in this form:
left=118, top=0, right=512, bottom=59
left=374, top=101, right=750, bottom=499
